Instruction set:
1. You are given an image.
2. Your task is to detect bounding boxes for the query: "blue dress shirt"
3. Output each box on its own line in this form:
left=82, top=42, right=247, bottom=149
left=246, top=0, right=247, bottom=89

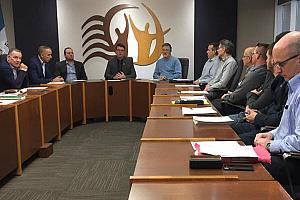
left=197, top=56, right=219, bottom=83
left=270, top=72, right=300, bottom=153
left=66, top=62, right=77, bottom=82
left=153, top=56, right=182, bottom=79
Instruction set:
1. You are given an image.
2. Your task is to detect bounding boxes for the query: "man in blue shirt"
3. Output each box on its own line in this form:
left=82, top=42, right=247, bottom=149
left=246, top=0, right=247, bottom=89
left=194, top=42, right=219, bottom=85
left=254, top=31, right=300, bottom=188
left=153, top=43, right=182, bottom=80
left=55, top=47, right=88, bottom=82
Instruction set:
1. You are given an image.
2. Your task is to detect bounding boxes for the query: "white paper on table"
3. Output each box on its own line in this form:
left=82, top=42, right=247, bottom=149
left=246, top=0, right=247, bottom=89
left=175, top=84, right=199, bottom=87
left=0, top=99, right=20, bottom=105
left=71, top=80, right=87, bottom=82
left=47, top=82, right=65, bottom=84
left=173, top=79, right=193, bottom=81
left=180, top=91, right=208, bottom=94
left=182, top=107, right=217, bottom=115
left=27, top=87, right=48, bottom=90
left=193, top=116, right=234, bottom=123
left=180, top=96, right=206, bottom=100
left=191, top=141, right=258, bottom=158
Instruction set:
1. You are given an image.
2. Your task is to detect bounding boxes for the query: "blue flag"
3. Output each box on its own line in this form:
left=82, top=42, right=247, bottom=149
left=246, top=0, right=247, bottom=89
left=0, top=5, right=8, bottom=54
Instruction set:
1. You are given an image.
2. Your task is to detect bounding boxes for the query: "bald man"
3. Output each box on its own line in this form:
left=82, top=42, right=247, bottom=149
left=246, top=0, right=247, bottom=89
left=254, top=31, right=300, bottom=190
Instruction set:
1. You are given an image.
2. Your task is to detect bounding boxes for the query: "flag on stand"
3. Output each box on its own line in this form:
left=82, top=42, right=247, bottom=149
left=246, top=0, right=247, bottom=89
left=0, top=5, right=9, bottom=55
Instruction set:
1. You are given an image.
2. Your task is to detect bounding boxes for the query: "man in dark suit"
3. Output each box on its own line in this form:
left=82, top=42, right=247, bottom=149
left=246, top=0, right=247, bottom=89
left=28, top=46, right=63, bottom=84
left=0, top=48, right=29, bottom=92
left=55, top=47, right=87, bottom=82
left=104, top=43, right=136, bottom=80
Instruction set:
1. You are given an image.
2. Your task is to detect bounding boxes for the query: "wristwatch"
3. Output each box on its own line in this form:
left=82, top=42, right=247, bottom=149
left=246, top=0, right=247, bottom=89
left=266, top=142, right=271, bottom=151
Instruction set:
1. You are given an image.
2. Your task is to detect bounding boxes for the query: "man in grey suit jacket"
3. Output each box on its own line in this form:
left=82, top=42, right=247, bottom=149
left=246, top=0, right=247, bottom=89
left=55, top=47, right=87, bottom=82
left=104, top=43, right=136, bottom=80
left=212, top=43, right=269, bottom=116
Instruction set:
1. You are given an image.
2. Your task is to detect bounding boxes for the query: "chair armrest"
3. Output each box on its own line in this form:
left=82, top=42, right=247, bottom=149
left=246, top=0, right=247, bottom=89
left=260, top=126, right=277, bottom=132
left=283, top=152, right=300, bottom=160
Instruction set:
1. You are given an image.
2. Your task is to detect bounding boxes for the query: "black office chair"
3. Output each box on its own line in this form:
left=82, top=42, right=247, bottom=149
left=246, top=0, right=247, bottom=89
left=0, top=54, right=7, bottom=62
left=178, top=58, right=189, bottom=79
left=283, top=152, right=300, bottom=199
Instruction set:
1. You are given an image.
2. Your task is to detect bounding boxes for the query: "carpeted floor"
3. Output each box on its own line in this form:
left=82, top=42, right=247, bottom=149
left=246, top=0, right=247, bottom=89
left=0, top=121, right=145, bottom=200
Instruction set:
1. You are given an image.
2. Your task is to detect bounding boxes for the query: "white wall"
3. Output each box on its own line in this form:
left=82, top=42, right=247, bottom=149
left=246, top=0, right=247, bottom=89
left=1, top=0, right=15, bottom=48
left=57, top=0, right=194, bottom=79
left=237, top=0, right=275, bottom=58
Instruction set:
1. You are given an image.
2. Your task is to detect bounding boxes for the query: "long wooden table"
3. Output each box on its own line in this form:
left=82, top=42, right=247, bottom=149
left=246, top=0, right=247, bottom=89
left=129, top=181, right=291, bottom=200
left=0, top=106, right=18, bottom=180
left=0, top=80, right=292, bottom=199
left=142, top=119, right=240, bottom=141
left=131, top=141, right=273, bottom=183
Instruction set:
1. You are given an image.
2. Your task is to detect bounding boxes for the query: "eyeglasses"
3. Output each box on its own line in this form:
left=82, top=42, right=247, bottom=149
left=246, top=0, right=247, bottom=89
left=273, top=54, right=300, bottom=68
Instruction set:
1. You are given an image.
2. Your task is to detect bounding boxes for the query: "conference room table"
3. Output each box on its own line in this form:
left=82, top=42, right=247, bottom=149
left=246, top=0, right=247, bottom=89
left=0, top=80, right=292, bottom=199
left=0, top=96, right=42, bottom=175
left=142, top=118, right=240, bottom=141
left=130, top=141, right=273, bottom=183
left=0, top=106, right=18, bottom=180
left=128, top=181, right=291, bottom=200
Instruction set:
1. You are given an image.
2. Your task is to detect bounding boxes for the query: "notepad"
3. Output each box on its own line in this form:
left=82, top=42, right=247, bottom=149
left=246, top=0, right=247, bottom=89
left=182, top=107, right=217, bottom=115
left=193, top=116, right=233, bottom=124
left=180, top=91, right=208, bottom=94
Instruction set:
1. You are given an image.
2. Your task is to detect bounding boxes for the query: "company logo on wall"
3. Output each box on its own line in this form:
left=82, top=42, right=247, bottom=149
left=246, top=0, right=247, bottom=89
left=81, top=3, right=170, bottom=66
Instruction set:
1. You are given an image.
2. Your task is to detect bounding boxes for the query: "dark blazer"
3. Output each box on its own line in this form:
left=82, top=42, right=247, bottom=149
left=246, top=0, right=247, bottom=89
left=55, top=60, right=87, bottom=81
left=253, top=75, right=288, bottom=127
left=28, top=55, right=54, bottom=85
left=104, top=56, right=136, bottom=80
left=0, top=59, right=29, bottom=92
left=246, top=70, right=275, bottom=109
left=223, top=64, right=268, bottom=106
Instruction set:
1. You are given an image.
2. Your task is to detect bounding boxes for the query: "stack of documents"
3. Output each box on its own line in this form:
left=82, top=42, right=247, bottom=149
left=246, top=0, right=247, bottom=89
left=0, top=93, right=25, bottom=100
left=182, top=107, right=217, bottom=115
left=193, top=116, right=233, bottom=124
left=180, top=90, right=208, bottom=95
left=191, top=141, right=258, bottom=158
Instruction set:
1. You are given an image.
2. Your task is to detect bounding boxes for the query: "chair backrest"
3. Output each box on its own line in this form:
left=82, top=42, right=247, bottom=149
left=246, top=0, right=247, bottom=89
left=0, top=54, right=7, bottom=62
left=178, top=58, right=189, bottom=79
left=228, top=58, right=244, bottom=91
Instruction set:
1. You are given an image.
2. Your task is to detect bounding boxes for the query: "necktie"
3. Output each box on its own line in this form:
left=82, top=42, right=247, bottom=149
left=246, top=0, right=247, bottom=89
left=42, top=63, right=46, bottom=77
left=13, top=68, right=17, bottom=80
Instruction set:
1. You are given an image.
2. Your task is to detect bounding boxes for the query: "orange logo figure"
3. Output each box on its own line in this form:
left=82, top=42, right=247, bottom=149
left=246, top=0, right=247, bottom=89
left=129, top=3, right=170, bottom=66
left=81, top=3, right=170, bottom=66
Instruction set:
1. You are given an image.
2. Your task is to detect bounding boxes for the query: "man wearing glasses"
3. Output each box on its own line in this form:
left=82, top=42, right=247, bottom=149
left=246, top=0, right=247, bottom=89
left=104, top=43, right=136, bottom=80
left=254, top=31, right=300, bottom=191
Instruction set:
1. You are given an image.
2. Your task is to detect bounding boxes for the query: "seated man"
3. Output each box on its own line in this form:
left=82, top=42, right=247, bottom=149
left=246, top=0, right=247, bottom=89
left=254, top=31, right=300, bottom=189
left=28, top=46, right=63, bottom=84
left=104, top=43, right=136, bottom=80
left=0, top=48, right=28, bottom=92
left=212, top=44, right=268, bottom=116
left=55, top=47, right=87, bottom=82
left=194, top=42, right=219, bottom=85
left=204, top=39, right=238, bottom=99
left=153, top=43, right=182, bottom=80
